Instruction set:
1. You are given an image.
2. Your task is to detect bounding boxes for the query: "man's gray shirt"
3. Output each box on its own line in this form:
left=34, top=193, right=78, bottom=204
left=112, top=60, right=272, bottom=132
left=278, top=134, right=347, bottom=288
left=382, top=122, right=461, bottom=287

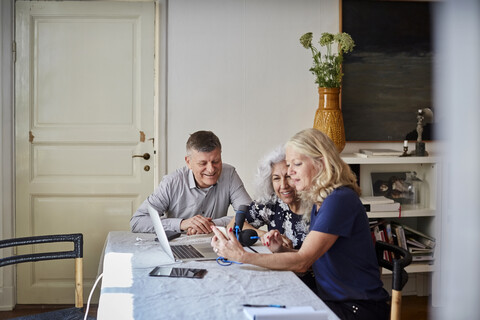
left=130, top=163, right=252, bottom=233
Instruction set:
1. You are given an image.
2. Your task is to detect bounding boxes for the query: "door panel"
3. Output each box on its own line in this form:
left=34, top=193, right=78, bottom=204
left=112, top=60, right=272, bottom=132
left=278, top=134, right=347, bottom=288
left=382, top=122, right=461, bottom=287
left=15, top=1, right=154, bottom=303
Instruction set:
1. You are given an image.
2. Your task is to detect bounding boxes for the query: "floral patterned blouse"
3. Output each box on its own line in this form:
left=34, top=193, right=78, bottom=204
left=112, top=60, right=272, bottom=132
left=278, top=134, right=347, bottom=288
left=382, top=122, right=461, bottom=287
left=245, top=196, right=309, bottom=249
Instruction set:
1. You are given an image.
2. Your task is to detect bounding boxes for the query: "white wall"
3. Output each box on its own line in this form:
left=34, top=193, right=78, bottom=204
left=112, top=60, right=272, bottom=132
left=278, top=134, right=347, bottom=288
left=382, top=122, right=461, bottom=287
left=165, top=0, right=340, bottom=197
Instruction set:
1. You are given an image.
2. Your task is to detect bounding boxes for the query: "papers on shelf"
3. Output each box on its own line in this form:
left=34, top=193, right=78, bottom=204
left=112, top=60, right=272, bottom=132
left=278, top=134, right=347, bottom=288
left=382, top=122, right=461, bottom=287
left=360, top=196, right=400, bottom=212
left=357, top=148, right=403, bottom=157
left=360, top=196, right=395, bottom=204
left=243, top=306, right=329, bottom=320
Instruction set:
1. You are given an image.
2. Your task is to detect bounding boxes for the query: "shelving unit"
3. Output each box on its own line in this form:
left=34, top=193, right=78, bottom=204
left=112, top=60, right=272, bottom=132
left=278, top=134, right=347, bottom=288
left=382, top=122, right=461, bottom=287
left=342, top=153, right=439, bottom=294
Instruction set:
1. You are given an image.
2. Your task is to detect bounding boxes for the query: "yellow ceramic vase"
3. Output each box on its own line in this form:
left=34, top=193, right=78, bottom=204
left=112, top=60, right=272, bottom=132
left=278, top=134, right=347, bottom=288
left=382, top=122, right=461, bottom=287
left=313, top=87, right=346, bottom=153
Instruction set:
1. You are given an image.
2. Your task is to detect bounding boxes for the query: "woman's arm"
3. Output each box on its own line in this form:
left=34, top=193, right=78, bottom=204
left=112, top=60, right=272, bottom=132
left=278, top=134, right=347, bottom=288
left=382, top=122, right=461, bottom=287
left=211, top=226, right=338, bottom=273
left=226, top=218, right=266, bottom=236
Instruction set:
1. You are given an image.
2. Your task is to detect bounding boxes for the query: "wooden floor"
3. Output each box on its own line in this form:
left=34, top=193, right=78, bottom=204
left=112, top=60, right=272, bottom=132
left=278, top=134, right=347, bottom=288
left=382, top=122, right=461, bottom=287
left=0, top=296, right=430, bottom=319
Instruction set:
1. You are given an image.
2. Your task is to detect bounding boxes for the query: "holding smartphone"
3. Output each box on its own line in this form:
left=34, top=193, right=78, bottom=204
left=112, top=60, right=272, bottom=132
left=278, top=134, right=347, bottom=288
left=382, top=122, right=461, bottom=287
left=149, top=266, right=207, bottom=279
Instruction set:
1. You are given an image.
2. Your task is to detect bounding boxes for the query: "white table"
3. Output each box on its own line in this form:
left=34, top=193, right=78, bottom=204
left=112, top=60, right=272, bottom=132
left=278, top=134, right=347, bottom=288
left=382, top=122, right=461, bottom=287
left=97, top=231, right=339, bottom=320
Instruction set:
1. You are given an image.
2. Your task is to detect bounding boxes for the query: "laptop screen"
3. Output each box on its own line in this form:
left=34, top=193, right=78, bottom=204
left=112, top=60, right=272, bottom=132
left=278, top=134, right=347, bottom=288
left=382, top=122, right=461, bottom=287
left=148, top=205, right=175, bottom=261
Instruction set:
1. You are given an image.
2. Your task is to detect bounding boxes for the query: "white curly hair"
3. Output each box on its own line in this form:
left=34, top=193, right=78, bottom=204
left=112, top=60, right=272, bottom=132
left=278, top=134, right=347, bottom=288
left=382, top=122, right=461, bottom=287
left=253, top=145, right=290, bottom=204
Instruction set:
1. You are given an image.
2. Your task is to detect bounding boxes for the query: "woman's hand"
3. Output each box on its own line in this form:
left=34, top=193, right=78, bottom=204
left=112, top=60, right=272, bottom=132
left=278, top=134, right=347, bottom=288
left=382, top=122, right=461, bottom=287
left=261, top=230, right=285, bottom=253
left=210, top=226, right=246, bottom=262
left=281, top=235, right=293, bottom=249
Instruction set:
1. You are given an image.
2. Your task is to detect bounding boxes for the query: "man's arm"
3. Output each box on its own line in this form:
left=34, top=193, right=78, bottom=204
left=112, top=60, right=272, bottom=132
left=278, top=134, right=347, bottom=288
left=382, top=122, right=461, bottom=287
left=130, top=175, right=179, bottom=233
left=229, top=168, right=252, bottom=211
left=130, top=201, right=155, bottom=233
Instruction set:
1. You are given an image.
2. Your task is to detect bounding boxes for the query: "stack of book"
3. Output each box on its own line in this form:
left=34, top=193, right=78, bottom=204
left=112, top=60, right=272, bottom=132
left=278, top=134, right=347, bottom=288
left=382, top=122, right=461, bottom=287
left=369, top=220, right=435, bottom=264
left=393, top=222, right=435, bottom=263
left=355, top=148, right=404, bottom=158
left=361, top=196, right=401, bottom=213
left=370, top=220, right=395, bottom=261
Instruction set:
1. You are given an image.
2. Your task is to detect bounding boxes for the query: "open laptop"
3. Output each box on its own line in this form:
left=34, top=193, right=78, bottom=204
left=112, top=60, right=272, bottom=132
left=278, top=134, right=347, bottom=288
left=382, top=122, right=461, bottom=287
left=147, top=205, right=218, bottom=262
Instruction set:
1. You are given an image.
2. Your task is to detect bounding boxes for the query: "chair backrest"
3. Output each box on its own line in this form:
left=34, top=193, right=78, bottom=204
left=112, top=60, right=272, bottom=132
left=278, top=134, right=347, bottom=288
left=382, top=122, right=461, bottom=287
left=0, top=233, right=84, bottom=308
left=375, top=240, right=412, bottom=320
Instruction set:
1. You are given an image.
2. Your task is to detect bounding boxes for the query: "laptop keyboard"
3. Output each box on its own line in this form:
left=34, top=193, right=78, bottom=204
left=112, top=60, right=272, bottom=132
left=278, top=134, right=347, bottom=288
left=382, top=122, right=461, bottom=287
left=171, top=245, right=204, bottom=259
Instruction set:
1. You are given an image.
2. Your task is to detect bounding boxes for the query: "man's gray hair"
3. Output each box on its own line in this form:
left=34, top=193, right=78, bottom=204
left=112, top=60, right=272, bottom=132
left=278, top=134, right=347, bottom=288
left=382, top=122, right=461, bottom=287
left=186, top=130, right=222, bottom=155
left=253, top=145, right=286, bottom=203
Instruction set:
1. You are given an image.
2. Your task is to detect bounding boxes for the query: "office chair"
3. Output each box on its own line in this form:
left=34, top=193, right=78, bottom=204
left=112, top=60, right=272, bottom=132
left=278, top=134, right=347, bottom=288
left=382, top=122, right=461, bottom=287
left=0, top=233, right=91, bottom=320
left=375, top=240, right=412, bottom=320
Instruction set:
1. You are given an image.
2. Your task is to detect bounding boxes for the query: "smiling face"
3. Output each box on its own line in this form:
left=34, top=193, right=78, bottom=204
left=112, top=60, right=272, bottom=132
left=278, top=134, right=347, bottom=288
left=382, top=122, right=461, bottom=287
left=285, top=145, right=321, bottom=192
left=185, top=148, right=222, bottom=188
left=271, top=161, right=297, bottom=206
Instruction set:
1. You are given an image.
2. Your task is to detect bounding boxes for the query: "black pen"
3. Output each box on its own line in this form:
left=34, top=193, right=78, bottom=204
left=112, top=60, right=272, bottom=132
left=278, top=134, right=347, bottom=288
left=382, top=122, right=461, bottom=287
left=243, top=304, right=286, bottom=308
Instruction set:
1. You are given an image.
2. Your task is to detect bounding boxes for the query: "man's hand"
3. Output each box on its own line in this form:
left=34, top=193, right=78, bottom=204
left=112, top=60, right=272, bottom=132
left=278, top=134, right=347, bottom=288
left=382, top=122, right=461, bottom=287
left=180, top=215, right=214, bottom=234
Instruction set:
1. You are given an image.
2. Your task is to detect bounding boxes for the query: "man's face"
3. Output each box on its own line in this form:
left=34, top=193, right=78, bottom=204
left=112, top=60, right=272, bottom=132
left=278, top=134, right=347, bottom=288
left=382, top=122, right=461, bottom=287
left=185, top=148, right=222, bottom=188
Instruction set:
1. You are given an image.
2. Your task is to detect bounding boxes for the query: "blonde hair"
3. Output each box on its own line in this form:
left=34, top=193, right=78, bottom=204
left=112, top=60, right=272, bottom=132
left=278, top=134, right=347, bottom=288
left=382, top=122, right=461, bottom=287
left=286, top=128, right=361, bottom=205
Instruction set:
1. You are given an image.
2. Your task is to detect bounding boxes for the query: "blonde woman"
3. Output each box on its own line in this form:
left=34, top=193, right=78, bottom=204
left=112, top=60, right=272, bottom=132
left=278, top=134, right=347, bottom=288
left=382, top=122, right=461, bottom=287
left=211, top=129, right=389, bottom=320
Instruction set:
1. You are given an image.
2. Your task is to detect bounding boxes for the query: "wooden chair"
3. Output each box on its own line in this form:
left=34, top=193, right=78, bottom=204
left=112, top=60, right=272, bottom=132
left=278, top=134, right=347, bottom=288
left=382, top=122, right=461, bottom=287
left=375, top=241, right=412, bottom=320
left=0, top=234, right=84, bottom=316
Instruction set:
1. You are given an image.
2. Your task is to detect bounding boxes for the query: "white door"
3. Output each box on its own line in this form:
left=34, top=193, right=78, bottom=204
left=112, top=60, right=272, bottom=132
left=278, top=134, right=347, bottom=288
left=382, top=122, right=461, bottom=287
left=15, top=1, right=155, bottom=303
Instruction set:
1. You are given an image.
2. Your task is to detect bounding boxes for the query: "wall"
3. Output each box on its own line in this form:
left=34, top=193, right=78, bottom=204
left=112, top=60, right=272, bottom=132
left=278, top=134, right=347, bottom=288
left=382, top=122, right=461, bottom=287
left=164, top=0, right=340, bottom=199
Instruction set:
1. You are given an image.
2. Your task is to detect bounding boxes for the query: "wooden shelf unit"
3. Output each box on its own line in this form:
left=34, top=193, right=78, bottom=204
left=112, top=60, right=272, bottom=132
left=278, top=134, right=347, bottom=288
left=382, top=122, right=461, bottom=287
left=342, top=154, right=438, bottom=279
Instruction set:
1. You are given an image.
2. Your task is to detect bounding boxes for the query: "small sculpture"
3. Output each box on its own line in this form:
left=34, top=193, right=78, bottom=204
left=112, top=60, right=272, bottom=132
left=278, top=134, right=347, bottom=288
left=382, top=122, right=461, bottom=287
left=416, top=109, right=425, bottom=142
left=414, top=108, right=433, bottom=156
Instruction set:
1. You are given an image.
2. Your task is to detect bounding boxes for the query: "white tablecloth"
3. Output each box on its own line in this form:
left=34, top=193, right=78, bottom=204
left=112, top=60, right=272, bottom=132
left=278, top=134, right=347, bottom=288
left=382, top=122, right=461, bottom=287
left=97, top=231, right=338, bottom=320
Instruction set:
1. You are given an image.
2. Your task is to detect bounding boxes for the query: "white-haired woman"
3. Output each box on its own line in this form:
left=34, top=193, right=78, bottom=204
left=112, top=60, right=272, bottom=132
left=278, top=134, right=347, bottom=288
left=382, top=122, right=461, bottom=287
left=213, top=129, right=389, bottom=320
left=233, top=145, right=309, bottom=249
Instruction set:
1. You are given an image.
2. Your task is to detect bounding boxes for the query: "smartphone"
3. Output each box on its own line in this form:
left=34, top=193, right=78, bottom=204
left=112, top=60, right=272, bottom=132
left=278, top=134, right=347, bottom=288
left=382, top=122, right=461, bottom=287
left=149, top=266, right=207, bottom=279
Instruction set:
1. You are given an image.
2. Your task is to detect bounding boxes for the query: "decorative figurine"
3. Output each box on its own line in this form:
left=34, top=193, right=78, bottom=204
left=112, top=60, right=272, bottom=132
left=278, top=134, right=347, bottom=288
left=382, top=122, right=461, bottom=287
left=413, top=108, right=433, bottom=156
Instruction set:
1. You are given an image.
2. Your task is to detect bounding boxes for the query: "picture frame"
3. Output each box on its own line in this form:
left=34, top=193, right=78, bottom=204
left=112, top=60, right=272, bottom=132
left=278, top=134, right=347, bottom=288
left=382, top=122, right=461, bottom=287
left=341, top=0, right=435, bottom=141
left=371, top=172, right=420, bottom=205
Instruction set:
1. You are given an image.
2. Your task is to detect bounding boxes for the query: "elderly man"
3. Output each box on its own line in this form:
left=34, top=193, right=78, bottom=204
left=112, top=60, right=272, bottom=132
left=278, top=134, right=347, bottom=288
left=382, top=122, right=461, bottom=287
left=130, top=130, right=251, bottom=235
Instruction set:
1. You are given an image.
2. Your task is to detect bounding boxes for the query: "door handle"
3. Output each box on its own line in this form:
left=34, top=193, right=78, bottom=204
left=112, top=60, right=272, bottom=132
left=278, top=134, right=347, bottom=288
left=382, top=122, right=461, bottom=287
left=132, top=153, right=150, bottom=160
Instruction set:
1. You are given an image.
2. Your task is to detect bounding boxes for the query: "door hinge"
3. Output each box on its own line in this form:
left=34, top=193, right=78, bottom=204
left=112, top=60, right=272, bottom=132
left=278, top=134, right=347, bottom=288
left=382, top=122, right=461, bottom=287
left=12, top=41, right=16, bottom=63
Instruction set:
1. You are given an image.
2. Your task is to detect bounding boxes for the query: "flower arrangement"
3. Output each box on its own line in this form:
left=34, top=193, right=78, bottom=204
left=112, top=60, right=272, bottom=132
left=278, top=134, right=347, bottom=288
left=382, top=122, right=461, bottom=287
left=299, top=32, right=355, bottom=88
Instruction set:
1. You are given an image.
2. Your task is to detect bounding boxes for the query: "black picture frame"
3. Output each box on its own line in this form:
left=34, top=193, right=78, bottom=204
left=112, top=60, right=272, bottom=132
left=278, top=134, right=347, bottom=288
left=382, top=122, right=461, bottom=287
left=341, top=0, right=435, bottom=141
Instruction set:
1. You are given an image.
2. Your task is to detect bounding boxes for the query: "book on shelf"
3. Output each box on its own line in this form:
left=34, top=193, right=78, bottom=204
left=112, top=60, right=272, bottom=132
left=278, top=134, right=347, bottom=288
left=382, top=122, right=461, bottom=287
left=406, top=237, right=427, bottom=249
left=372, top=225, right=390, bottom=261
left=369, top=219, right=436, bottom=264
left=361, top=196, right=401, bottom=212
left=358, top=148, right=404, bottom=156
left=392, top=225, right=408, bottom=250
left=409, top=247, right=434, bottom=254
left=393, top=222, right=436, bottom=249
left=360, top=196, right=395, bottom=204
left=369, top=220, right=395, bottom=261
left=412, top=254, right=434, bottom=262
